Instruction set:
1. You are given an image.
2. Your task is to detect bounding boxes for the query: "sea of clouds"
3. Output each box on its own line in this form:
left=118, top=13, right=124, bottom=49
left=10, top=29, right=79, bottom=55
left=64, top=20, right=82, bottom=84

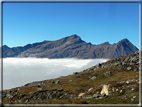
left=2, top=58, right=109, bottom=90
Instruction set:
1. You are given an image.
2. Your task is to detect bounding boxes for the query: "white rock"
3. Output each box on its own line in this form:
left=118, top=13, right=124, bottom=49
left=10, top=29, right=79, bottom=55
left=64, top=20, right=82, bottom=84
left=78, top=93, right=85, bottom=98
left=88, top=87, right=94, bottom=92
left=126, top=81, right=129, bottom=84
left=100, top=84, right=110, bottom=96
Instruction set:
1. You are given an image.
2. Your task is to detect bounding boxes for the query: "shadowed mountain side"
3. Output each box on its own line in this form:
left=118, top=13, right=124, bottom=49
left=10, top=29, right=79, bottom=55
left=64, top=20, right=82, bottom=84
left=2, top=34, right=138, bottom=59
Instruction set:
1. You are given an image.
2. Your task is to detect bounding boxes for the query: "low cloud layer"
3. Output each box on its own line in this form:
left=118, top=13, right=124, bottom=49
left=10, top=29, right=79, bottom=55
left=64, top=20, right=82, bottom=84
left=2, top=58, right=109, bottom=90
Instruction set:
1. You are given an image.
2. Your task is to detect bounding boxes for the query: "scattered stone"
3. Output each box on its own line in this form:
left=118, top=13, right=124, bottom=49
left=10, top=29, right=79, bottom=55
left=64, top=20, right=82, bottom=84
left=51, top=81, right=54, bottom=84
left=37, top=88, right=42, bottom=91
left=131, top=98, right=134, bottom=101
left=24, top=81, right=41, bottom=87
left=104, top=71, right=112, bottom=76
left=55, top=80, right=61, bottom=84
left=97, top=96, right=103, bottom=99
left=96, top=63, right=102, bottom=68
left=114, top=62, right=121, bottom=66
left=59, top=76, right=64, bottom=78
left=88, top=87, right=94, bottom=92
left=134, top=69, right=138, bottom=72
left=127, top=67, right=133, bottom=71
left=58, top=89, right=63, bottom=91
left=20, top=94, right=26, bottom=98
left=73, top=72, right=79, bottom=75
left=130, top=63, right=135, bottom=65
left=37, top=85, right=41, bottom=87
left=122, top=62, right=127, bottom=65
left=116, top=88, right=119, bottom=91
left=120, top=90, right=123, bottom=93
left=126, top=81, right=129, bottom=84
left=25, top=99, right=30, bottom=102
left=96, top=91, right=99, bottom=94
left=78, top=93, right=85, bottom=98
left=83, top=95, right=93, bottom=99
left=93, top=94, right=98, bottom=98
left=90, top=76, right=97, bottom=80
left=68, top=80, right=73, bottom=82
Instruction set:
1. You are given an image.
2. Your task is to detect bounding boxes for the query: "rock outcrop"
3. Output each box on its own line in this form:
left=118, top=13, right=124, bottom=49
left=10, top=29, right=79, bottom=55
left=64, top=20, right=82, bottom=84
left=86, top=51, right=140, bottom=72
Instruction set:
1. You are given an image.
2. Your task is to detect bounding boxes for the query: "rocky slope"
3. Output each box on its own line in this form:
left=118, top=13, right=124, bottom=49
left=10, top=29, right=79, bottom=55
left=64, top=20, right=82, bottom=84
left=2, top=34, right=138, bottom=59
left=2, top=51, right=140, bottom=104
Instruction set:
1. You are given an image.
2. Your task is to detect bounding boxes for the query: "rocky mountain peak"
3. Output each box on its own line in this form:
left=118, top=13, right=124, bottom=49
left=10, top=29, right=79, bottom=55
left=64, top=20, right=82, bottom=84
left=67, top=34, right=83, bottom=40
left=118, top=38, right=129, bottom=44
left=2, top=45, right=10, bottom=53
left=98, top=42, right=110, bottom=46
left=2, top=35, right=139, bottom=59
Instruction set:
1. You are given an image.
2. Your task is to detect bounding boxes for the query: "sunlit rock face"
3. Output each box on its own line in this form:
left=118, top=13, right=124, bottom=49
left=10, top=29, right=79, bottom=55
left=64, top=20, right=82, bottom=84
left=1, top=35, right=138, bottom=59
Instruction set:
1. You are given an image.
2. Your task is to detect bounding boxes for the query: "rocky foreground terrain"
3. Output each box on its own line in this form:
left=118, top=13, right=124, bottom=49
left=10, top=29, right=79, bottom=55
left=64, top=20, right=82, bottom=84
left=2, top=51, right=141, bottom=105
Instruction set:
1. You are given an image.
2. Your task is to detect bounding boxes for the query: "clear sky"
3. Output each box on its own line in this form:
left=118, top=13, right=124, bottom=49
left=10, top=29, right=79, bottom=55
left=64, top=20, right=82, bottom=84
left=3, top=2, right=139, bottom=49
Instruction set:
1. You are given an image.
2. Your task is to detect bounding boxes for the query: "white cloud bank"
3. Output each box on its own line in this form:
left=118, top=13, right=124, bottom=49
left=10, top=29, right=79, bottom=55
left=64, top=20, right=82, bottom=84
left=2, top=58, right=109, bottom=90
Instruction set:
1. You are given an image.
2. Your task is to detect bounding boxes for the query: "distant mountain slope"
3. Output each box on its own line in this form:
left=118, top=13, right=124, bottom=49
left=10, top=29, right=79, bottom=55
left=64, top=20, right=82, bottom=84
left=2, top=34, right=139, bottom=59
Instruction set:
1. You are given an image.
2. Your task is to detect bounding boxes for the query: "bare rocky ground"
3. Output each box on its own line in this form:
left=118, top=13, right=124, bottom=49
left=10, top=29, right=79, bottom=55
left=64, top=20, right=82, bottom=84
left=2, top=51, right=141, bottom=105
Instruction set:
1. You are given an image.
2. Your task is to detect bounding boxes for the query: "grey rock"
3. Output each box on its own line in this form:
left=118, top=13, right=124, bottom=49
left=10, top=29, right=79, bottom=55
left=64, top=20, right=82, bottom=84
left=24, top=81, right=41, bottom=87
left=93, top=94, right=98, bottom=98
left=97, top=96, right=103, bottom=99
left=96, top=63, right=102, bottom=68
left=58, top=89, right=63, bottom=91
left=122, top=62, right=127, bottom=65
left=104, top=71, right=112, bottom=76
left=90, top=76, right=97, bottom=80
left=59, top=76, right=64, bottom=78
left=55, top=80, right=61, bottom=84
left=25, top=99, right=30, bottom=102
left=127, top=67, right=133, bottom=71
left=114, top=62, right=121, bottom=66
left=83, top=95, right=93, bottom=99
left=51, top=81, right=54, bottom=84
left=124, top=56, right=130, bottom=62
left=68, top=80, right=73, bottom=82
left=96, top=91, right=99, bottom=94
left=130, top=63, right=135, bottom=65
left=73, top=72, right=79, bottom=74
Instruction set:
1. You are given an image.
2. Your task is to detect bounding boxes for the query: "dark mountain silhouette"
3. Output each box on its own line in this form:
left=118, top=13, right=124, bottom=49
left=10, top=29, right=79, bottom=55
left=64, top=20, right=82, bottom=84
left=2, top=34, right=139, bottom=59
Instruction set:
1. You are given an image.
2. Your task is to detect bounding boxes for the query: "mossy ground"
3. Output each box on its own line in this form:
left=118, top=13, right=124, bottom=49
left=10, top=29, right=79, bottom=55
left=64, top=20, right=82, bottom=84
left=3, top=65, right=140, bottom=104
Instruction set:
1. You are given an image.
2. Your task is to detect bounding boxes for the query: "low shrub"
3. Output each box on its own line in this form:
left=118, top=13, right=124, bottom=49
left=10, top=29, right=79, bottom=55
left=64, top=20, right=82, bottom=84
left=77, top=100, right=88, bottom=104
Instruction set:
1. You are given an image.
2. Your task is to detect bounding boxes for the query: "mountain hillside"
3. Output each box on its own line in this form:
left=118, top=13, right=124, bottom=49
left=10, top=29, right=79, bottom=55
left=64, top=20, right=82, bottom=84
left=2, top=34, right=139, bottom=59
left=2, top=51, right=140, bottom=105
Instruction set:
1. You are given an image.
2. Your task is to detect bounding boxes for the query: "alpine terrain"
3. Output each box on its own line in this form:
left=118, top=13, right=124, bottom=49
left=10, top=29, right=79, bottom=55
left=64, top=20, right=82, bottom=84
left=2, top=34, right=138, bottom=59
left=2, top=51, right=141, bottom=104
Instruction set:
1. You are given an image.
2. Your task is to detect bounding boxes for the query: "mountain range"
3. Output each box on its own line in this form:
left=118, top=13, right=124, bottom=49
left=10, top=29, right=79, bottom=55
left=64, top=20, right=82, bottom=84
left=2, top=34, right=139, bottom=59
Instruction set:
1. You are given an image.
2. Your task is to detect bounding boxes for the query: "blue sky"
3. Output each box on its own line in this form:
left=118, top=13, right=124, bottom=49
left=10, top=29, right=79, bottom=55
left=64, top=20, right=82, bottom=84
left=3, top=2, right=139, bottom=49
